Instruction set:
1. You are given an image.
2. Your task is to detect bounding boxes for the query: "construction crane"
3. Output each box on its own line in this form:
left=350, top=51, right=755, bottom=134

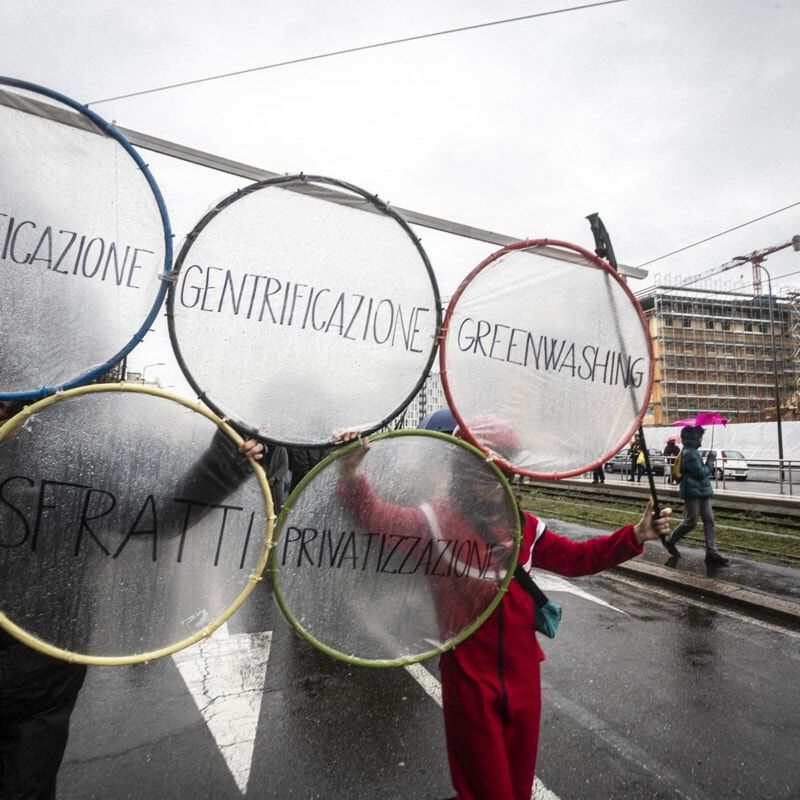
left=677, top=234, right=800, bottom=294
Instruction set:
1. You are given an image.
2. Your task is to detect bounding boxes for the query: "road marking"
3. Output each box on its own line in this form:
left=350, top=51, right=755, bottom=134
left=532, top=570, right=627, bottom=615
left=405, top=663, right=562, bottom=800
left=531, top=778, right=563, bottom=800
left=405, top=662, right=442, bottom=705
left=172, top=624, right=272, bottom=795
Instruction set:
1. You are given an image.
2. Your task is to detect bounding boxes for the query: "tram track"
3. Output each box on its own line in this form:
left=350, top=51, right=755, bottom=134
left=515, top=480, right=800, bottom=568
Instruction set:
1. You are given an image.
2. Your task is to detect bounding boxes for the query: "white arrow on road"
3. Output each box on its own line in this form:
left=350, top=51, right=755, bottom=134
left=532, top=570, right=627, bottom=614
left=172, top=624, right=272, bottom=795
left=169, top=573, right=614, bottom=798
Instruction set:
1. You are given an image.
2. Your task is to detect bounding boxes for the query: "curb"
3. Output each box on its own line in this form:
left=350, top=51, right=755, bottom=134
left=614, top=559, right=800, bottom=626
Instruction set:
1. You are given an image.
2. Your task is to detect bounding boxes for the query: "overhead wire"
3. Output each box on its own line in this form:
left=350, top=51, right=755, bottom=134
left=83, top=0, right=798, bottom=288
left=87, top=0, right=628, bottom=106
left=637, top=200, right=800, bottom=268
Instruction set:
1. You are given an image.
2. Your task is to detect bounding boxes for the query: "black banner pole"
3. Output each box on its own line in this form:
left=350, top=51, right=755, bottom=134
left=586, top=213, right=662, bottom=521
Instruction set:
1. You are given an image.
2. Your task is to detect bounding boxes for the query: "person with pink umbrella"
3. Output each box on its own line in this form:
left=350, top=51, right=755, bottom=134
left=662, top=424, right=729, bottom=567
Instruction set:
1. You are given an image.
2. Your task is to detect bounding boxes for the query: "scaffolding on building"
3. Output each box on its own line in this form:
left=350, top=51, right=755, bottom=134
left=638, top=284, right=800, bottom=425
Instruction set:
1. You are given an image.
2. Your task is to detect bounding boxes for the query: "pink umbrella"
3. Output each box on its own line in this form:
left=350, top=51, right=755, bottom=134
left=671, top=412, right=728, bottom=428
left=671, top=412, right=728, bottom=447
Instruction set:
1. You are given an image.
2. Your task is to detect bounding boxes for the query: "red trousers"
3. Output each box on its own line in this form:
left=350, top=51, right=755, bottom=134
left=441, top=648, right=542, bottom=800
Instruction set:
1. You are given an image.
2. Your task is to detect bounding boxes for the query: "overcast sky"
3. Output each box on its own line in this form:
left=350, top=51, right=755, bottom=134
left=3, top=0, right=799, bottom=384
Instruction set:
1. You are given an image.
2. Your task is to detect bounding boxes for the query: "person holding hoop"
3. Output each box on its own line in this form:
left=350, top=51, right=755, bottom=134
left=0, top=398, right=264, bottom=800
left=0, top=399, right=89, bottom=800
left=336, top=425, right=671, bottom=800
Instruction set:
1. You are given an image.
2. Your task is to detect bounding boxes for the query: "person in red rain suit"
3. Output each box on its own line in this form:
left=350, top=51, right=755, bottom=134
left=336, top=427, right=671, bottom=800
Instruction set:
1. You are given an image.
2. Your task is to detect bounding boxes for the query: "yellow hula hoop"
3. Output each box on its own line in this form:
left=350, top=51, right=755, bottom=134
left=0, top=382, right=275, bottom=666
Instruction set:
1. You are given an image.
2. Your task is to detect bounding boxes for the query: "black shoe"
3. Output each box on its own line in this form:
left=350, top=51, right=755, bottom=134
left=662, top=537, right=680, bottom=558
left=705, top=551, right=729, bottom=566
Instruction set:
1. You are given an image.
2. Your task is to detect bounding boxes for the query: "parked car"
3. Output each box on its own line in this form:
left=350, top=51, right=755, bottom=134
left=604, top=448, right=666, bottom=476
left=699, top=448, right=749, bottom=481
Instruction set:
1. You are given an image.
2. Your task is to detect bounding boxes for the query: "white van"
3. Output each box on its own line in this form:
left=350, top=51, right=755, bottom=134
left=699, top=449, right=749, bottom=481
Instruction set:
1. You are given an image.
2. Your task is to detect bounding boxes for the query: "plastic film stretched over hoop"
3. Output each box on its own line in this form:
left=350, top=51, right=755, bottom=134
left=271, top=431, right=520, bottom=666
left=441, top=241, right=653, bottom=478
left=0, top=385, right=272, bottom=664
left=0, top=79, right=172, bottom=399
left=168, top=176, right=440, bottom=446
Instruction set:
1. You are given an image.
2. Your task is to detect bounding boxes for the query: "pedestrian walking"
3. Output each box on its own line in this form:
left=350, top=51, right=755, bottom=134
left=629, top=434, right=642, bottom=482
left=663, top=437, right=680, bottom=485
left=662, top=425, right=729, bottom=566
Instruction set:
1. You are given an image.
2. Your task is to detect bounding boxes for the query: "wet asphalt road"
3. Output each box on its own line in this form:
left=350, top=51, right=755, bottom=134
left=58, top=557, right=800, bottom=800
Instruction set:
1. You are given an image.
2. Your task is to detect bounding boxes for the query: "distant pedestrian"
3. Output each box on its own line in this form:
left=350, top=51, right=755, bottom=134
left=662, top=425, right=729, bottom=567
left=663, top=438, right=680, bottom=484
left=629, top=434, right=644, bottom=482
left=266, top=445, right=289, bottom=513
left=592, top=464, right=606, bottom=484
left=283, top=468, right=292, bottom=498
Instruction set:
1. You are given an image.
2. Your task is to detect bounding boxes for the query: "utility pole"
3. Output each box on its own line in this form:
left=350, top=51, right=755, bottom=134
left=707, top=236, right=800, bottom=491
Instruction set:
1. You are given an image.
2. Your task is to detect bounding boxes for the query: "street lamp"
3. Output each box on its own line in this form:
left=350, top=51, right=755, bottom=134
left=756, top=263, right=785, bottom=488
left=723, top=256, right=786, bottom=489
left=141, top=362, right=166, bottom=384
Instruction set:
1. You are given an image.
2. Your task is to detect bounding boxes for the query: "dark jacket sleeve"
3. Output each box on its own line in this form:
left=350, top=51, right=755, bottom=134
left=682, top=448, right=713, bottom=481
left=157, top=428, right=257, bottom=531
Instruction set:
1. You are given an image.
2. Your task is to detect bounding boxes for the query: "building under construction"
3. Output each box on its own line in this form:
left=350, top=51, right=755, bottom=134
left=638, top=284, right=800, bottom=426
left=400, top=282, right=800, bottom=431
